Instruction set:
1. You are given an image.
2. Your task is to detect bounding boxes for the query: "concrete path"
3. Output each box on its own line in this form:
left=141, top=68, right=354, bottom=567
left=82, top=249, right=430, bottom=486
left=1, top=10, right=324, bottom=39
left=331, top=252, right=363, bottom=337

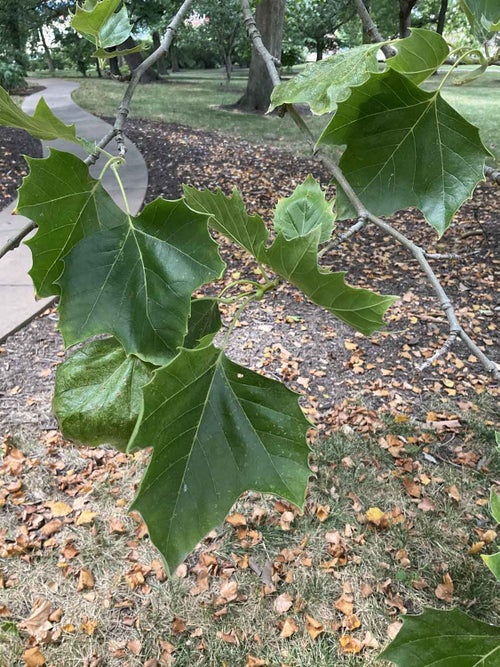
left=0, top=78, right=148, bottom=342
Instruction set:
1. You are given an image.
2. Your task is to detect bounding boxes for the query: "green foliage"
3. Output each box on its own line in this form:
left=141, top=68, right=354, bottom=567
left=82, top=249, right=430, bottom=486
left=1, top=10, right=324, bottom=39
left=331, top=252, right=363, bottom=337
left=70, top=0, right=133, bottom=49
left=388, top=28, right=450, bottom=84
left=129, top=344, right=311, bottom=573
left=318, top=69, right=489, bottom=235
left=460, top=0, right=500, bottom=36
left=0, top=59, right=25, bottom=92
left=0, top=95, right=80, bottom=146
left=380, top=607, right=500, bottom=666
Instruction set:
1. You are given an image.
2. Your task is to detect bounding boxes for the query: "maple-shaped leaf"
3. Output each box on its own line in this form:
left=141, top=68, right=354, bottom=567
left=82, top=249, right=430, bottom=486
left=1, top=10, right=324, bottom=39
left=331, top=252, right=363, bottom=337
left=129, top=345, right=311, bottom=572
left=273, top=175, right=335, bottom=244
left=18, top=150, right=123, bottom=297
left=0, top=87, right=80, bottom=144
left=263, top=230, right=397, bottom=335
left=183, top=186, right=269, bottom=259
left=93, top=42, right=145, bottom=59
left=53, top=338, right=154, bottom=452
left=57, top=196, right=224, bottom=365
left=319, top=69, right=489, bottom=236
left=380, top=607, right=500, bottom=666
left=269, top=44, right=380, bottom=115
left=183, top=298, right=222, bottom=349
left=387, top=28, right=449, bottom=84
left=71, top=0, right=132, bottom=48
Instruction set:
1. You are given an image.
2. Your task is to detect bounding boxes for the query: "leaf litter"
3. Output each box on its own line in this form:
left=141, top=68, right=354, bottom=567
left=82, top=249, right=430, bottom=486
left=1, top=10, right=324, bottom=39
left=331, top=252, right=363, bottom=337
left=0, top=118, right=498, bottom=665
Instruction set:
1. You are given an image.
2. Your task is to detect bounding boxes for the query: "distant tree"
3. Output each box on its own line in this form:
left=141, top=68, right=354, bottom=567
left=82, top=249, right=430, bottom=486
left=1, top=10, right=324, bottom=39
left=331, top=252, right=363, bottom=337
left=289, top=0, right=355, bottom=60
left=199, top=0, right=245, bottom=82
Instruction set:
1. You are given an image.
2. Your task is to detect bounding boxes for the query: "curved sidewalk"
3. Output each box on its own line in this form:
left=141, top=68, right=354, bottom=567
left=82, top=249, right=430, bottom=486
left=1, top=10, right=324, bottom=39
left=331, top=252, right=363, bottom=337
left=0, top=78, right=148, bottom=342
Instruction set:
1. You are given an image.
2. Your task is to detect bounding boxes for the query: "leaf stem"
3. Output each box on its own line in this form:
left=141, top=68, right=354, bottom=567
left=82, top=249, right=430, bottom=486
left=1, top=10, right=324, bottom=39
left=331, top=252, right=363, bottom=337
left=111, top=162, right=131, bottom=216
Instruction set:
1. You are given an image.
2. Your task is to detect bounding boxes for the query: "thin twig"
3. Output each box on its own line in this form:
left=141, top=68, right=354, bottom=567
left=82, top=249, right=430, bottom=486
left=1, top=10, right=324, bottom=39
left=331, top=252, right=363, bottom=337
left=240, top=0, right=281, bottom=84
left=318, top=215, right=367, bottom=257
left=350, top=0, right=395, bottom=58
left=418, top=332, right=459, bottom=372
left=0, top=221, right=36, bottom=259
left=241, top=1, right=499, bottom=381
left=484, top=165, right=500, bottom=184
left=424, top=250, right=481, bottom=260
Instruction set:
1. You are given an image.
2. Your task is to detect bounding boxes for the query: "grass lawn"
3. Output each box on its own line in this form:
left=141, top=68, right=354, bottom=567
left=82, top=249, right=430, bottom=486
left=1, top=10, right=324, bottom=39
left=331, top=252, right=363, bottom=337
left=69, top=65, right=500, bottom=163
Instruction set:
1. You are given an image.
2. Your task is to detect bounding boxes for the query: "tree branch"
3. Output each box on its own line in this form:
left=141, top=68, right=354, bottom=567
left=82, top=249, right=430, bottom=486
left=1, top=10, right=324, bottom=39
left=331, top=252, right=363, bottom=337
left=241, top=3, right=499, bottom=381
left=0, top=221, right=36, bottom=260
left=484, top=165, right=500, bottom=185
left=350, top=0, right=395, bottom=58
left=240, top=0, right=281, bottom=85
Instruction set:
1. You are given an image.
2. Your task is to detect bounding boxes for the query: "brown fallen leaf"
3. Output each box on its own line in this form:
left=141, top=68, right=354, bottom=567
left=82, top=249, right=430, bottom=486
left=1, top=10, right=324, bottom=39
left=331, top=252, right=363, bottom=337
left=77, top=568, right=95, bottom=591
left=417, top=497, right=436, bottom=512
left=273, top=593, right=293, bottom=615
left=339, top=635, right=363, bottom=654
left=216, top=630, right=239, bottom=645
left=435, top=573, right=454, bottom=602
left=75, top=510, right=97, bottom=526
left=280, top=511, right=295, bottom=531
left=220, top=579, right=238, bottom=602
left=305, top=614, right=324, bottom=640
left=342, top=614, right=361, bottom=631
left=446, top=485, right=461, bottom=502
left=280, top=617, right=299, bottom=638
left=40, top=519, right=62, bottom=538
left=45, top=501, right=72, bottom=517
left=246, top=655, right=267, bottom=666
left=387, top=620, right=402, bottom=640
left=19, top=599, right=53, bottom=641
left=80, top=619, right=98, bottom=635
left=127, top=639, right=142, bottom=655
left=172, top=616, right=187, bottom=635
left=365, top=507, right=389, bottom=528
left=22, top=647, right=46, bottom=667
left=403, top=477, right=421, bottom=498
left=315, top=504, right=330, bottom=522
left=226, top=513, right=247, bottom=527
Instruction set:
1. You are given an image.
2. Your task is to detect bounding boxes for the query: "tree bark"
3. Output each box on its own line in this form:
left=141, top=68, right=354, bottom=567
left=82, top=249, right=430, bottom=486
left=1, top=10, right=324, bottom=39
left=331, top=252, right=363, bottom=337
left=436, top=0, right=448, bottom=34
left=39, top=28, right=55, bottom=74
left=152, top=30, right=167, bottom=75
left=399, top=0, right=418, bottom=38
left=237, top=0, right=286, bottom=112
left=316, top=39, right=324, bottom=61
left=121, top=36, right=158, bottom=83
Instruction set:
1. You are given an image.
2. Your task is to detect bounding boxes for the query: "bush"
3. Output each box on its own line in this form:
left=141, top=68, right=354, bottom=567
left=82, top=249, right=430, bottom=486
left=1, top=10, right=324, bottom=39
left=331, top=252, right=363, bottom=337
left=0, top=59, right=26, bottom=91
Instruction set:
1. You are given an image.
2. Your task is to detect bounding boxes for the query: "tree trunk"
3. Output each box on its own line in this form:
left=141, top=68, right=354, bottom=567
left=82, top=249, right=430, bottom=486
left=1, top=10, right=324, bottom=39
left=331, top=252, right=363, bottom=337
left=225, top=53, right=232, bottom=84
left=362, top=0, right=372, bottom=43
left=152, top=30, right=167, bottom=75
left=109, top=55, right=121, bottom=76
left=237, top=0, right=286, bottom=112
left=95, top=58, right=102, bottom=78
left=399, top=0, right=418, bottom=39
left=170, top=44, right=179, bottom=73
left=316, top=39, right=324, bottom=61
left=436, top=0, right=448, bottom=34
left=39, top=28, right=55, bottom=74
left=121, top=36, right=158, bottom=83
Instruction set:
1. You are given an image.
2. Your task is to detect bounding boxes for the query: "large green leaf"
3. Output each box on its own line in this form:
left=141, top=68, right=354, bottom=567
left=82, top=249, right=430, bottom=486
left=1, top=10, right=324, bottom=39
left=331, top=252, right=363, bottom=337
left=269, top=44, right=380, bottom=115
left=184, top=298, right=222, bottom=350
left=263, top=230, right=396, bottom=335
left=460, top=0, right=500, bottom=35
left=71, top=0, right=132, bottom=48
left=58, top=197, right=225, bottom=365
left=273, top=175, right=335, bottom=244
left=380, top=607, right=500, bottom=666
left=319, top=69, right=489, bottom=236
left=129, top=344, right=311, bottom=573
left=183, top=186, right=269, bottom=259
left=53, top=338, right=153, bottom=452
left=0, top=88, right=80, bottom=144
left=18, top=150, right=123, bottom=297
left=387, top=28, right=449, bottom=84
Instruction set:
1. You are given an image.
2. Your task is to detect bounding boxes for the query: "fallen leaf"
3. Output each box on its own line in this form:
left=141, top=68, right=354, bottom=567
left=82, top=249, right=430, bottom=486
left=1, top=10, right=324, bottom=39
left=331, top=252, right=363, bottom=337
left=216, top=630, right=239, bottom=644
left=446, top=485, right=461, bottom=502
left=417, top=497, right=436, bottom=512
left=315, top=504, right=330, bottom=522
left=435, top=573, right=454, bottom=602
left=80, top=619, right=98, bottom=635
left=280, top=617, right=299, bottom=638
left=246, top=656, right=267, bottom=666
left=365, top=507, right=389, bottom=528
left=387, top=620, right=402, bottom=639
left=172, top=617, right=186, bottom=635
left=127, top=639, right=142, bottom=655
left=305, top=614, right=324, bottom=640
left=22, top=647, right=46, bottom=667
left=226, top=513, right=247, bottom=527
left=45, top=501, right=72, bottom=517
left=77, top=569, right=95, bottom=591
left=76, top=510, right=96, bottom=526
left=273, top=593, right=293, bottom=615
left=339, top=634, right=363, bottom=654
left=280, top=511, right=295, bottom=531
left=19, top=599, right=53, bottom=641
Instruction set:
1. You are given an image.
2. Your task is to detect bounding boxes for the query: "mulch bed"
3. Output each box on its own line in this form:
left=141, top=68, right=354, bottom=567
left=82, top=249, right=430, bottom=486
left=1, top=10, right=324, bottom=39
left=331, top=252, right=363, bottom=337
left=0, top=116, right=498, bottom=439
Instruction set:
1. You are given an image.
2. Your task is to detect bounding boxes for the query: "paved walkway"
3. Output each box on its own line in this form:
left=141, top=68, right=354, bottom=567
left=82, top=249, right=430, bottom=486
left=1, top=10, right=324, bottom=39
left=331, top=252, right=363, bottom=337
left=0, top=78, right=148, bottom=342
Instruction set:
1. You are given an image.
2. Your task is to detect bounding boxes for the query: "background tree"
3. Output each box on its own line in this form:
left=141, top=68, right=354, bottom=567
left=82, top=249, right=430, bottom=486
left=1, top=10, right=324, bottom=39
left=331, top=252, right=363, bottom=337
left=199, top=0, right=246, bottom=82
left=288, top=0, right=355, bottom=60
left=237, top=0, right=286, bottom=111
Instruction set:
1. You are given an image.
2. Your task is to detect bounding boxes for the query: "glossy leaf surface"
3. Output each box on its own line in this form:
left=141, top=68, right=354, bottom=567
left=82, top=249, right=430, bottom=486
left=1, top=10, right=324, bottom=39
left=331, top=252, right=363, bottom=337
left=380, top=607, right=500, bottom=666
left=53, top=338, right=153, bottom=451
left=19, top=150, right=123, bottom=297
left=0, top=88, right=80, bottom=144
left=58, top=197, right=225, bottom=365
left=129, top=344, right=311, bottom=572
left=269, top=44, right=380, bottom=115
left=387, top=28, right=449, bottom=84
left=273, top=175, right=335, bottom=244
left=184, top=299, right=222, bottom=349
left=319, top=69, right=489, bottom=235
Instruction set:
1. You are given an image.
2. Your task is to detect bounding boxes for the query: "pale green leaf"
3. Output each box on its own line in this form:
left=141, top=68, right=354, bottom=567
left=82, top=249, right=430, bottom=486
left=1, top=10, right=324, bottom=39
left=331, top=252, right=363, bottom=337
left=273, top=175, right=335, bottom=244
left=93, top=42, right=145, bottom=58
left=263, top=230, right=396, bottom=335
left=490, top=486, right=500, bottom=524
left=129, top=344, right=311, bottom=572
left=184, top=298, right=222, bottom=349
left=269, top=44, right=380, bottom=115
left=53, top=338, right=153, bottom=452
left=183, top=186, right=269, bottom=259
left=18, top=150, right=124, bottom=297
left=460, top=0, right=500, bottom=35
left=71, top=0, right=132, bottom=48
left=481, top=552, right=500, bottom=581
left=58, top=197, right=225, bottom=365
left=387, top=28, right=449, bottom=84
left=380, top=607, right=500, bottom=666
left=0, top=87, right=80, bottom=144
left=319, top=69, right=489, bottom=236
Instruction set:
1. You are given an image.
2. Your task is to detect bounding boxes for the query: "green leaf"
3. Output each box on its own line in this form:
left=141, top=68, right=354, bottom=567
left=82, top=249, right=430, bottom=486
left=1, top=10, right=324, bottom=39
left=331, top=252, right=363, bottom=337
left=460, top=0, right=500, bottom=35
left=93, top=42, right=145, bottom=59
left=387, top=28, right=449, bottom=84
left=53, top=338, right=153, bottom=452
left=71, top=0, right=132, bottom=48
left=481, top=551, right=500, bottom=581
left=0, top=87, right=80, bottom=144
left=129, top=344, right=311, bottom=573
left=183, top=186, right=269, bottom=259
left=380, top=607, right=500, bottom=666
left=490, top=486, right=500, bottom=524
left=273, top=175, right=335, bottom=244
left=263, top=230, right=396, bottom=335
left=269, top=44, right=380, bottom=115
left=319, top=69, right=489, bottom=236
left=58, top=197, right=225, bottom=365
left=18, top=150, right=124, bottom=297
left=184, top=299, right=222, bottom=350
